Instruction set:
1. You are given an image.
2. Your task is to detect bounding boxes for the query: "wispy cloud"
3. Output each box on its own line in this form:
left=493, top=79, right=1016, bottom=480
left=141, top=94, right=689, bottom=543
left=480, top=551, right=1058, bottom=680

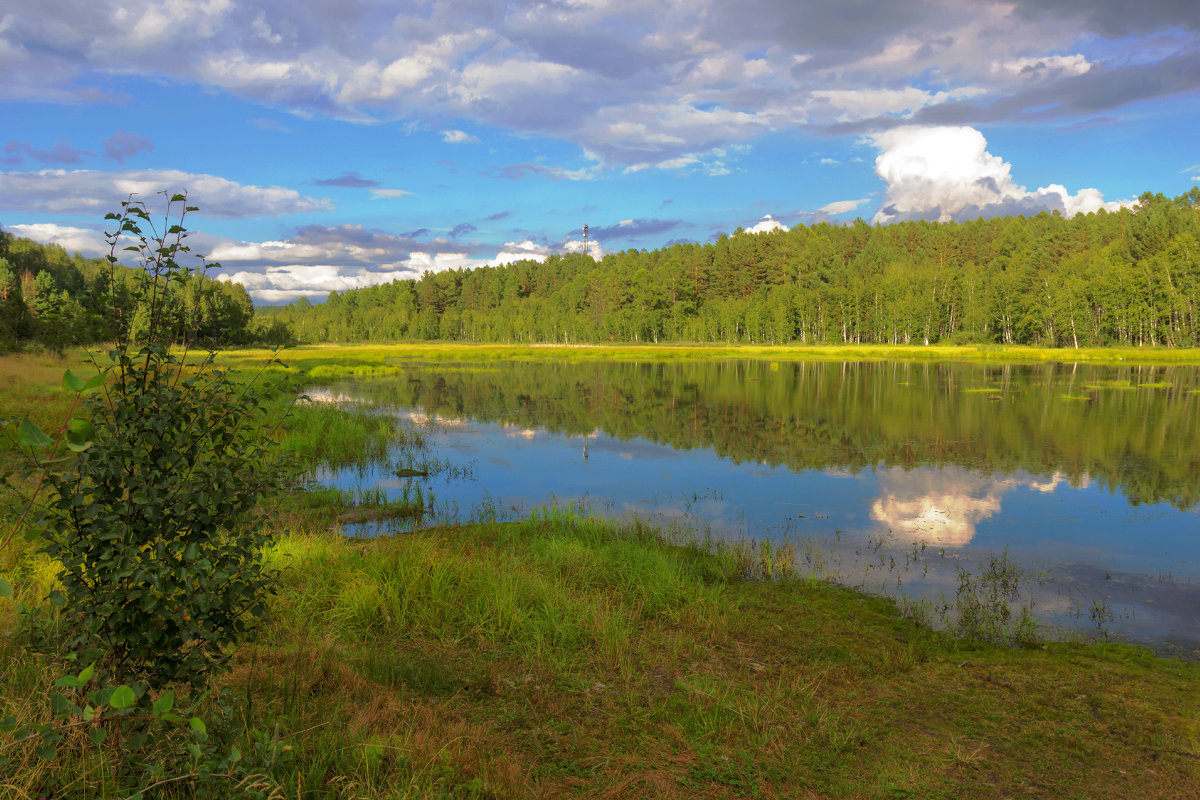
left=314, top=171, right=380, bottom=188
left=0, top=169, right=330, bottom=218
left=817, top=198, right=867, bottom=215
left=494, top=162, right=601, bottom=181
left=369, top=188, right=413, bottom=199
left=102, top=130, right=153, bottom=163
left=586, top=218, right=686, bottom=241
left=442, top=129, right=480, bottom=144
left=3, top=140, right=87, bottom=165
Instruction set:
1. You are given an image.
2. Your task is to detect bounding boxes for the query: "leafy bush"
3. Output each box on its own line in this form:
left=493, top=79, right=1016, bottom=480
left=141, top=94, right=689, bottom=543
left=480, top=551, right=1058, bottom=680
left=3, top=193, right=291, bottom=795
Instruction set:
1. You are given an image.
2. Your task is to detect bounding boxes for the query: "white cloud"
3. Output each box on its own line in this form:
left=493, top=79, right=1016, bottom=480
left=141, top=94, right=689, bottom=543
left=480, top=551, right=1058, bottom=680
left=811, top=86, right=986, bottom=121
left=491, top=240, right=552, bottom=266
left=2, top=1, right=1190, bottom=170
left=7, top=222, right=105, bottom=255
left=993, top=54, right=1092, bottom=79
left=369, top=188, right=413, bottom=199
left=212, top=223, right=606, bottom=302
left=218, top=260, right=462, bottom=303
left=563, top=238, right=604, bottom=259
left=454, top=58, right=580, bottom=104
left=745, top=215, right=786, bottom=234
left=870, top=126, right=1132, bottom=224
left=442, top=129, right=480, bottom=144
left=0, top=169, right=328, bottom=218
left=817, top=198, right=867, bottom=216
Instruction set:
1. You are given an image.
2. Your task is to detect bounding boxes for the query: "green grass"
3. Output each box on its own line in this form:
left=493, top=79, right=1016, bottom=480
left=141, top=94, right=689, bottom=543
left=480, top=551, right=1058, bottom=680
left=219, top=516, right=1200, bottom=797
left=4, top=506, right=1198, bottom=798
left=278, top=399, right=417, bottom=470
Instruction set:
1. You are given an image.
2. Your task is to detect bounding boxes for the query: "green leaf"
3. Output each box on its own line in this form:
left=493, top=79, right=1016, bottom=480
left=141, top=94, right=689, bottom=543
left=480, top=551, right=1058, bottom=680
left=36, top=745, right=57, bottom=761
left=54, top=675, right=79, bottom=689
left=65, top=418, right=94, bottom=452
left=50, top=693, right=72, bottom=717
left=63, top=369, right=86, bottom=392
left=170, top=193, right=187, bottom=202
left=17, top=419, right=53, bottom=449
left=76, top=664, right=94, bottom=684
left=88, top=727, right=107, bottom=746
left=189, top=717, right=206, bottom=736
left=152, top=692, right=174, bottom=715
left=109, top=685, right=136, bottom=710
left=0, top=578, right=11, bottom=597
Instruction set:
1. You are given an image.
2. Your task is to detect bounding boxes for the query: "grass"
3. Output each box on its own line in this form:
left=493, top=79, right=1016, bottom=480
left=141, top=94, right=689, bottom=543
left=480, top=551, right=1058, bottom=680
left=2, top=346, right=1199, bottom=797
left=279, top=399, right=416, bottom=470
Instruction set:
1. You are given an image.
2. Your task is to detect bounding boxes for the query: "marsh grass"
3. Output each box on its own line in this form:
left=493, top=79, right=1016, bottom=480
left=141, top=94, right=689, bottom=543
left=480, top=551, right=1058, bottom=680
left=217, top=342, right=1200, bottom=379
left=277, top=399, right=422, bottom=471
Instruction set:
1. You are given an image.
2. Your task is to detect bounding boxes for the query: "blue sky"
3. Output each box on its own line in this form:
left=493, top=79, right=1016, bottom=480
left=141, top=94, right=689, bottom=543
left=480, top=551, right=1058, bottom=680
left=1, top=0, right=1198, bottom=303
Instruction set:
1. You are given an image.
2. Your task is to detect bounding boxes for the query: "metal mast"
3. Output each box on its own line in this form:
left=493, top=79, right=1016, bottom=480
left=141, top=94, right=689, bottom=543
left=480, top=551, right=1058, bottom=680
left=582, top=223, right=589, bottom=258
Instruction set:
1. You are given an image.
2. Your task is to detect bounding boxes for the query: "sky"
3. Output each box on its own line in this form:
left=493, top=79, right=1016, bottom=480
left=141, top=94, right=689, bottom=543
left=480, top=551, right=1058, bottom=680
left=1, top=0, right=1198, bottom=304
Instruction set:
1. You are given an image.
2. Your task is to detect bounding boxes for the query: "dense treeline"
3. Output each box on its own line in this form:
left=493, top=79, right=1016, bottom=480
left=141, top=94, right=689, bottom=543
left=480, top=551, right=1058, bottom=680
left=0, top=228, right=274, bottom=351
left=329, top=359, right=1200, bottom=510
left=266, top=189, right=1200, bottom=347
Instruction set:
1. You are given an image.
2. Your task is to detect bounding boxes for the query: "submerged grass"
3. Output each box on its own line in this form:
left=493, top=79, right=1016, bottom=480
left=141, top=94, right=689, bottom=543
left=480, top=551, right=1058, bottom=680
left=279, top=399, right=414, bottom=470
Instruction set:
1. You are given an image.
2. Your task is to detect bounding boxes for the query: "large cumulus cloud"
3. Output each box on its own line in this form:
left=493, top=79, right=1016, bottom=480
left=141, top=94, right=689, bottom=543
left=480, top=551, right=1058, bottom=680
left=870, top=126, right=1131, bottom=223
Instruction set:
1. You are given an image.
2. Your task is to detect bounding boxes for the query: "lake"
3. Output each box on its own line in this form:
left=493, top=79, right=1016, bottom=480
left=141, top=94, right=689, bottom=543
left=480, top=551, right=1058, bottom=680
left=310, top=358, right=1200, bottom=657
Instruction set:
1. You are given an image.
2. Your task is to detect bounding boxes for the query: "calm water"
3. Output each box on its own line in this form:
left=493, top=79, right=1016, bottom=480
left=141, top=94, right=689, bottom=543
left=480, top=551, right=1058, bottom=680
left=312, top=359, right=1200, bottom=657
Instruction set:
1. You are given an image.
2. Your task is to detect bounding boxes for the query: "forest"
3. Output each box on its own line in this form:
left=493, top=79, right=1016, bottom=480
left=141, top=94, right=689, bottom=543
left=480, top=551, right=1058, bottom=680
left=0, top=227, right=277, bottom=351
left=265, top=189, right=1200, bottom=348
left=4, top=188, right=1200, bottom=352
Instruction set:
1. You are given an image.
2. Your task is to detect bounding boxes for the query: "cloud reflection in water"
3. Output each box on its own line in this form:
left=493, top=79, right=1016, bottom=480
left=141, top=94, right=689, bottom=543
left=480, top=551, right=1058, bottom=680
left=869, top=467, right=1075, bottom=547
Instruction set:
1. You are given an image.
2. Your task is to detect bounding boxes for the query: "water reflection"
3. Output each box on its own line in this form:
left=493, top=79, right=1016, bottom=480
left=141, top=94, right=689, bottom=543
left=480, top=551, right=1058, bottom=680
left=329, top=358, right=1200, bottom=511
left=868, top=468, right=1086, bottom=547
left=870, top=468, right=1003, bottom=546
left=311, top=359, right=1200, bottom=656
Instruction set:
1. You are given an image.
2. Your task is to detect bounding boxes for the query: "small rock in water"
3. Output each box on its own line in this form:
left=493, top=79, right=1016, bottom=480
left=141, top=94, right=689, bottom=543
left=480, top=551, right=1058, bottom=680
left=393, top=467, right=428, bottom=477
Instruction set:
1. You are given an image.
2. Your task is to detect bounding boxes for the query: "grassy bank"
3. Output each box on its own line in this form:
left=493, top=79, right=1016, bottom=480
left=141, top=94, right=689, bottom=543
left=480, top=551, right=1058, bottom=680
left=2, top=347, right=1199, bottom=797
left=5, top=511, right=1199, bottom=798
